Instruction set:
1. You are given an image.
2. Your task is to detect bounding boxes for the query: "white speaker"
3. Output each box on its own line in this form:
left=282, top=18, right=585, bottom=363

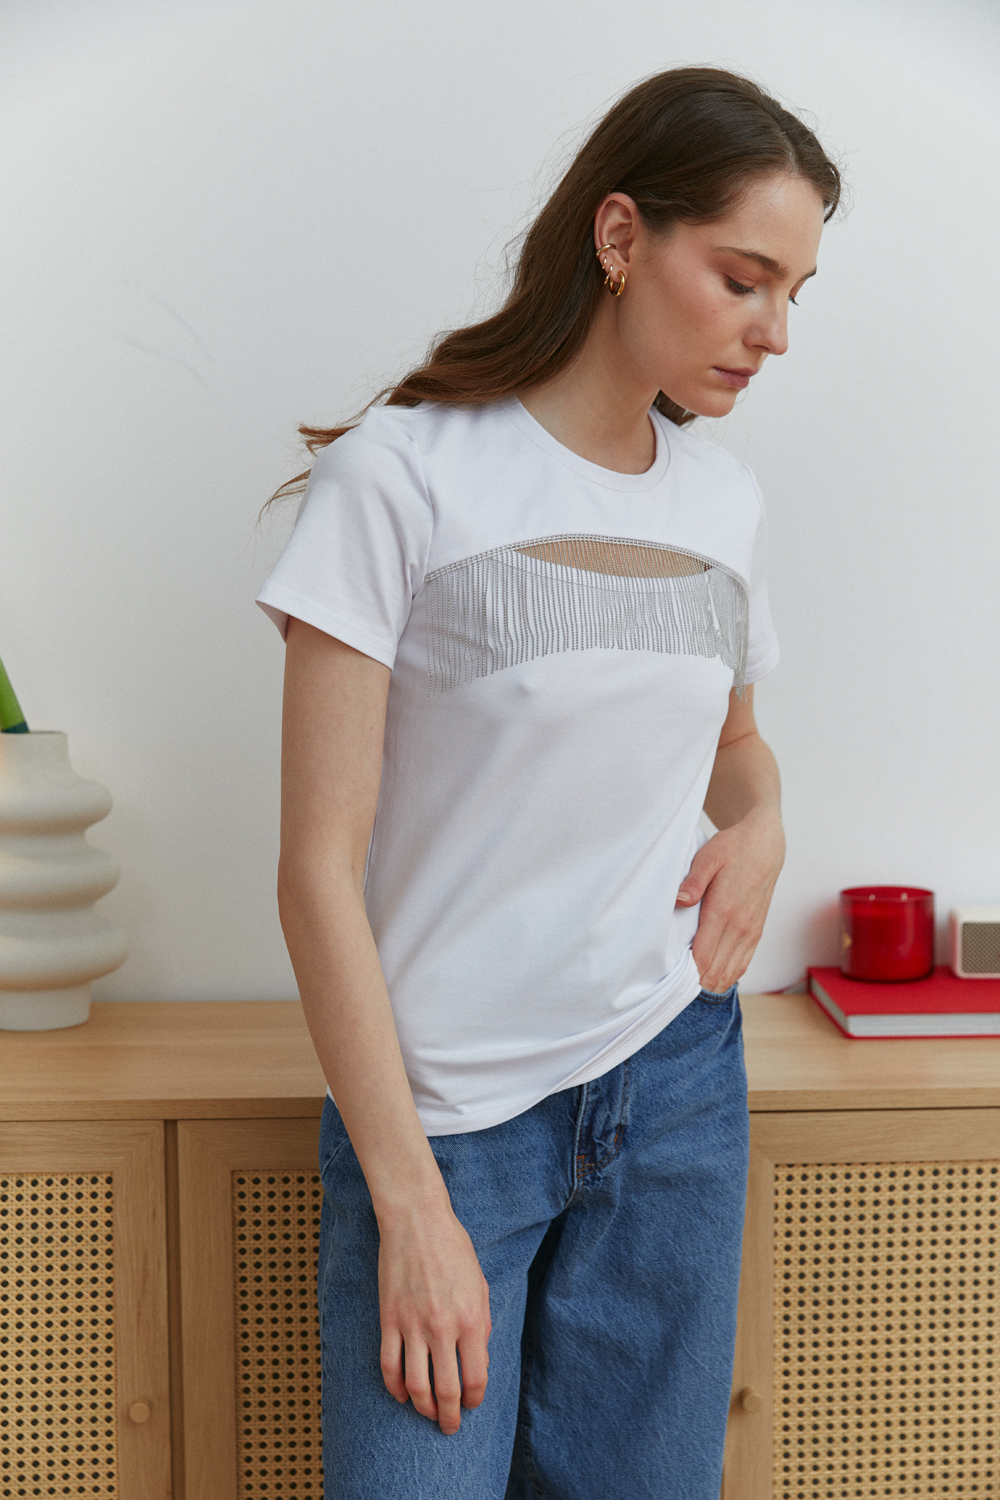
left=950, top=906, right=1000, bottom=978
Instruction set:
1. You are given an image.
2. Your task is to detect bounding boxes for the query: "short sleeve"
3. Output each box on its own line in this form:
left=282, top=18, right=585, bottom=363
left=256, top=410, right=434, bottom=669
left=741, top=466, right=780, bottom=685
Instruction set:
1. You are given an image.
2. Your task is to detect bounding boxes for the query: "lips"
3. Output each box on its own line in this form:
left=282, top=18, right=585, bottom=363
left=713, top=367, right=756, bottom=390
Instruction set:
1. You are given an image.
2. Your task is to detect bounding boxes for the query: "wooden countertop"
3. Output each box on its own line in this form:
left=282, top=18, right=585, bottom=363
left=0, top=1002, right=327, bottom=1120
left=741, top=992, right=1000, bottom=1112
left=0, top=996, right=998, bottom=1120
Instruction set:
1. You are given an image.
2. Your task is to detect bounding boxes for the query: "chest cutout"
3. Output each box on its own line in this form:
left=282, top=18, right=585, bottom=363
left=423, top=534, right=748, bottom=696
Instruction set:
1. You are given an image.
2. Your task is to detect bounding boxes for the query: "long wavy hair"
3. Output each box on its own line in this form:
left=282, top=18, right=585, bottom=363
left=273, top=67, right=840, bottom=500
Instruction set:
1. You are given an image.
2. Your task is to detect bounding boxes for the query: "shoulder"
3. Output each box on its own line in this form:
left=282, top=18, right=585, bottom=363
left=656, top=413, right=762, bottom=508
left=311, top=400, right=501, bottom=481
left=309, top=403, right=420, bottom=476
left=306, top=405, right=441, bottom=511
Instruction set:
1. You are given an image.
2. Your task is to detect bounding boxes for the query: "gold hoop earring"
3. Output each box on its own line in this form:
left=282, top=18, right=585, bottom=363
left=596, top=244, right=626, bottom=296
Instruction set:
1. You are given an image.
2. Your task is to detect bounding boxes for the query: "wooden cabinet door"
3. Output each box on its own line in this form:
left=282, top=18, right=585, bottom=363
left=175, top=1118, right=323, bottom=1500
left=0, top=1120, right=171, bottom=1500
left=723, top=1108, right=1000, bottom=1500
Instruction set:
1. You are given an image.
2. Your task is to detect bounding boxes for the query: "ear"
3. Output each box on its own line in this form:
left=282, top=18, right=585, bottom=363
left=593, top=193, right=641, bottom=271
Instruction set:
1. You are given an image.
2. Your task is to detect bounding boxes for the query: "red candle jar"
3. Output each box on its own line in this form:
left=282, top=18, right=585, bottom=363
left=839, top=886, right=935, bottom=981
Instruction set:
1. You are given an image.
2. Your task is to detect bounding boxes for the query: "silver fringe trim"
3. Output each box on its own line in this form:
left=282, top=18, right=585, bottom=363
left=424, top=533, right=748, bottom=696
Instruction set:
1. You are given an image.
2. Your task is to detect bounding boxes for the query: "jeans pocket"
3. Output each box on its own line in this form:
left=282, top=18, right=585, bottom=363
left=697, top=984, right=738, bottom=1006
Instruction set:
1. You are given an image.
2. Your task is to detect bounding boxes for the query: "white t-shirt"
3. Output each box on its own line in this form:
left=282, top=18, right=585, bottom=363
left=258, top=397, right=778, bottom=1135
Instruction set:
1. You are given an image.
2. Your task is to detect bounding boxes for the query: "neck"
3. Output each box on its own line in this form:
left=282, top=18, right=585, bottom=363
left=519, top=300, right=660, bottom=474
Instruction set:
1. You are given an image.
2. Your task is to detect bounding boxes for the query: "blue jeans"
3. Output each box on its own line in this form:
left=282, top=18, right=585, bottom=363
left=318, top=987, right=748, bottom=1499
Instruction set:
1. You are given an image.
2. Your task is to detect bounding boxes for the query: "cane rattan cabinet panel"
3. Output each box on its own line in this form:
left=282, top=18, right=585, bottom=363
left=231, top=1167, right=324, bottom=1498
left=0, top=1168, right=117, bottom=1498
left=176, top=1119, right=323, bottom=1500
left=0, top=1121, right=171, bottom=1500
left=775, top=1157, right=996, bottom=1497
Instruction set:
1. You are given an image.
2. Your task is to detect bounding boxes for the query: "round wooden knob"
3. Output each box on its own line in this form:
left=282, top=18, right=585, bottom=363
left=739, top=1387, right=763, bottom=1413
left=128, top=1402, right=152, bottom=1424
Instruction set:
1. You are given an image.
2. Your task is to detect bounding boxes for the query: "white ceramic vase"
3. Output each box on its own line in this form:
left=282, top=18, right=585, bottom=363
left=0, top=731, right=128, bottom=1030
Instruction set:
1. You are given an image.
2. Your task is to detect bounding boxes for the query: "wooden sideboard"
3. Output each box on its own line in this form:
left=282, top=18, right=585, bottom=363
left=0, top=997, right=997, bottom=1500
left=726, top=995, right=1000, bottom=1500
left=0, top=1002, right=327, bottom=1500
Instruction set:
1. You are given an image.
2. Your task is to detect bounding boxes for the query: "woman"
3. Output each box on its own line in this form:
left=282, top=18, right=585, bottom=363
left=258, top=66, right=839, bottom=1499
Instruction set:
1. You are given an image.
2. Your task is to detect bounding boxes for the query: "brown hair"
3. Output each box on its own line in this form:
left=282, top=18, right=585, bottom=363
left=275, top=67, right=840, bottom=498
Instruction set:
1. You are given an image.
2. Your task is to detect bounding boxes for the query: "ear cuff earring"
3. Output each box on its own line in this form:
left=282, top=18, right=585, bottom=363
left=595, top=243, right=626, bottom=296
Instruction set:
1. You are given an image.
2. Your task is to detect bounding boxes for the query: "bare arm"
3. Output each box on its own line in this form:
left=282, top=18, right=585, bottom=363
left=278, top=618, right=490, bottom=1435
left=675, top=685, right=786, bottom=991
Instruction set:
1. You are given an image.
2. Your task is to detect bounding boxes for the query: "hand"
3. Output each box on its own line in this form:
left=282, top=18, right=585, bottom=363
left=376, top=1196, right=492, bottom=1435
left=675, top=809, right=785, bottom=992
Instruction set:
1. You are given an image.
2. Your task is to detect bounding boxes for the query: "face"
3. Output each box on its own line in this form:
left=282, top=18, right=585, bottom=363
left=596, top=173, right=826, bottom=417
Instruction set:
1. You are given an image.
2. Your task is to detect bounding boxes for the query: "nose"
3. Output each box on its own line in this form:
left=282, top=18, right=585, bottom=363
left=749, top=300, right=789, bottom=358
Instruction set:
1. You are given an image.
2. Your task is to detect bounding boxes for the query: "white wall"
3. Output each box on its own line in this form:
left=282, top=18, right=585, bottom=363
left=1, top=0, right=997, bottom=999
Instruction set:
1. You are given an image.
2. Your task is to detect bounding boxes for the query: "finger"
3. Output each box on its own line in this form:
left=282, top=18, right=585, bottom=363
left=694, top=910, right=748, bottom=984
left=379, top=1326, right=408, bottom=1403
left=695, top=917, right=759, bottom=992
left=457, top=1327, right=489, bottom=1411
left=676, top=866, right=711, bottom=904
left=403, top=1336, right=438, bottom=1422
left=676, top=845, right=723, bottom=906
left=692, top=914, right=743, bottom=990
left=691, top=872, right=758, bottom=962
left=429, top=1346, right=463, bottom=1435
left=691, top=899, right=730, bottom=981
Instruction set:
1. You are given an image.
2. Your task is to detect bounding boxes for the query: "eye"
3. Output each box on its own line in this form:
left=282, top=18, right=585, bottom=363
left=789, top=293, right=800, bottom=307
left=726, top=277, right=754, bottom=296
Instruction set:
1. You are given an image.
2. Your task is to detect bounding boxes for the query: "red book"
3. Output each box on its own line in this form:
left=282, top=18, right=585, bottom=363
left=808, top=966, right=1000, bottom=1038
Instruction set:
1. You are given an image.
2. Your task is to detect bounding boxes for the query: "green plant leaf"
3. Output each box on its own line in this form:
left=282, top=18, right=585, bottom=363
left=0, top=652, right=28, bottom=733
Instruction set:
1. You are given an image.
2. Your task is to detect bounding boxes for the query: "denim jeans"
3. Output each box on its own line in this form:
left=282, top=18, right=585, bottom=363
left=318, top=986, right=748, bottom=1499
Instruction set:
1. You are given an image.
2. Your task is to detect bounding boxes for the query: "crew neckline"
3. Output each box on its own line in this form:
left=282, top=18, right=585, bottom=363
left=504, top=398, right=672, bottom=493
